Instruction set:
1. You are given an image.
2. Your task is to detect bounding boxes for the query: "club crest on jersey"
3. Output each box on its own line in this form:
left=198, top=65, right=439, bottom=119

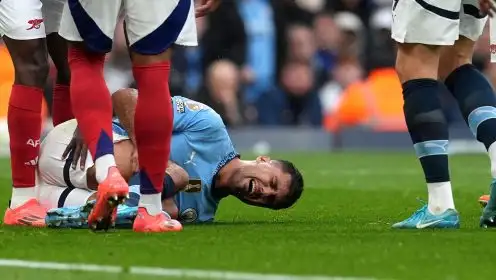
left=186, top=100, right=206, bottom=111
left=180, top=208, right=198, bottom=223
left=176, top=99, right=185, bottom=113
left=184, top=179, right=202, bottom=193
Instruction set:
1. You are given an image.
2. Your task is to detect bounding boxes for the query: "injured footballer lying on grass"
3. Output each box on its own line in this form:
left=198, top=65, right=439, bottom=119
left=37, top=88, right=304, bottom=228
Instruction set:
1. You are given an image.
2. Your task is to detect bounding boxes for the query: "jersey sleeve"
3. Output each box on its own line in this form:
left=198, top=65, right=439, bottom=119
left=112, top=119, right=130, bottom=143
left=171, top=96, right=225, bottom=140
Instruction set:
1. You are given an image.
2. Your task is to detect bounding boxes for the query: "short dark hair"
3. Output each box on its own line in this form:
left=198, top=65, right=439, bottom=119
left=272, top=160, right=304, bottom=210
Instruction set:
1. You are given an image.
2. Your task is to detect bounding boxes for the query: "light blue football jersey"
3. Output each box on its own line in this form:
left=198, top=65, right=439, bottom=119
left=127, top=96, right=238, bottom=223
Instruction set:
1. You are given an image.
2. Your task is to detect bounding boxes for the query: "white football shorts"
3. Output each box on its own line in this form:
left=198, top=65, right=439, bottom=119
left=41, top=0, right=66, bottom=34
left=0, top=0, right=46, bottom=40
left=392, top=0, right=487, bottom=45
left=59, top=0, right=197, bottom=54
left=36, top=119, right=96, bottom=209
left=37, top=119, right=94, bottom=192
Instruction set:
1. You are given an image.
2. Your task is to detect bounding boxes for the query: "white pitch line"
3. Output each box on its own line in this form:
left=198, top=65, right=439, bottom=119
left=0, top=259, right=121, bottom=273
left=130, top=267, right=374, bottom=280
left=0, top=259, right=376, bottom=280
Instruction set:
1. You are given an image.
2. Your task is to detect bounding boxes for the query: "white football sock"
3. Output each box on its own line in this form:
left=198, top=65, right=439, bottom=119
left=95, top=154, right=117, bottom=183
left=488, top=142, right=496, bottom=179
left=10, top=187, right=37, bottom=209
left=427, top=182, right=455, bottom=214
left=138, top=193, right=162, bottom=216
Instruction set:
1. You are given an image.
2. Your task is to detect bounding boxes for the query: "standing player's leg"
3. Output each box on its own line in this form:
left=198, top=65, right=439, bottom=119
left=42, top=0, right=73, bottom=126
left=391, top=0, right=460, bottom=229
left=124, top=0, right=196, bottom=232
left=438, top=5, right=496, bottom=227
left=59, top=0, right=128, bottom=231
left=1, top=0, right=50, bottom=227
left=47, top=33, right=73, bottom=126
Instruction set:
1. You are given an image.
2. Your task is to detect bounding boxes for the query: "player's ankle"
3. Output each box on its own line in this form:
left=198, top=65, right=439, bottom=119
left=138, top=194, right=162, bottom=216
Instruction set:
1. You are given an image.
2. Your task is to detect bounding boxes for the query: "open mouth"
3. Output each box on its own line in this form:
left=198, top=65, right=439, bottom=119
left=248, top=179, right=255, bottom=195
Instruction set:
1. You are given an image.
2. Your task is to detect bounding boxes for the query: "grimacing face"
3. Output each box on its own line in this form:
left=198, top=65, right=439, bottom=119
left=232, top=156, right=292, bottom=209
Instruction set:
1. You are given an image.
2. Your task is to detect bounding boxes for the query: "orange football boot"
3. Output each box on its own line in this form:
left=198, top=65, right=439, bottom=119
left=479, top=194, right=490, bottom=208
left=133, top=207, right=183, bottom=233
left=88, top=166, right=129, bottom=231
left=3, top=199, right=47, bottom=227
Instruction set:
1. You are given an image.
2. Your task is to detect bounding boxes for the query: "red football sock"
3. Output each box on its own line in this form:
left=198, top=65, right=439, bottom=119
left=8, top=85, right=43, bottom=188
left=68, top=46, right=113, bottom=160
left=133, top=61, right=173, bottom=195
left=52, top=84, right=74, bottom=126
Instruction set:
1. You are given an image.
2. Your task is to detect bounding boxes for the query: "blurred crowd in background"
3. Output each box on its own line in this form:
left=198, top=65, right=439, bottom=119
left=0, top=0, right=495, bottom=132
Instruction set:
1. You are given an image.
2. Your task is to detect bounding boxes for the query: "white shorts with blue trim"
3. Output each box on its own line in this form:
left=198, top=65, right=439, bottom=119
left=0, top=0, right=45, bottom=40
left=36, top=119, right=133, bottom=209
left=59, top=0, right=197, bottom=54
left=38, top=119, right=93, bottom=192
left=392, top=0, right=487, bottom=45
left=37, top=120, right=95, bottom=209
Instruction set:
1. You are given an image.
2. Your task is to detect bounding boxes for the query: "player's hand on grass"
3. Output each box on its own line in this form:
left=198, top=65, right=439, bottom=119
left=480, top=0, right=496, bottom=17
left=62, top=126, right=88, bottom=170
left=195, top=0, right=221, bottom=18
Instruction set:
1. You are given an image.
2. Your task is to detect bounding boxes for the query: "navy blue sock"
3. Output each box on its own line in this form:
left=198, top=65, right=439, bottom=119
left=445, top=64, right=496, bottom=150
left=403, top=79, right=450, bottom=183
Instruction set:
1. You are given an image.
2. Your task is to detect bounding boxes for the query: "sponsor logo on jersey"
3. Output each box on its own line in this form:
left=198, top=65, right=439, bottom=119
left=180, top=208, right=198, bottom=223
left=184, top=179, right=202, bottom=193
left=26, top=19, right=43, bottom=30
left=176, top=99, right=185, bottom=113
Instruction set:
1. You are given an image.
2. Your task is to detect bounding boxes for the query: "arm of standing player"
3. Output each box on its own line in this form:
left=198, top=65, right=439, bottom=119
left=195, top=0, right=221, bottom=18
left=480, top=0, right=496, bottom=16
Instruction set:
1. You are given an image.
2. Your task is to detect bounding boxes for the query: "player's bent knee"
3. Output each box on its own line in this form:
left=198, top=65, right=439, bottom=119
left=396, top=43, right=442, bottom=83
left=7, top=42, right=49, bottom=87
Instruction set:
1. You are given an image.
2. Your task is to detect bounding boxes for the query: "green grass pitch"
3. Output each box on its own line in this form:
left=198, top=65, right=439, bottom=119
left=0, top=152, right=496, bottom=280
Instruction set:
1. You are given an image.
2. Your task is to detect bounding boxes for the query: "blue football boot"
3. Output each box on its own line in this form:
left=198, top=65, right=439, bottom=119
left=392, top=204, right=460, bottom=229
left=46, top=200, right=138, bottom=229
left=45, top=200, right=94, bottom=229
